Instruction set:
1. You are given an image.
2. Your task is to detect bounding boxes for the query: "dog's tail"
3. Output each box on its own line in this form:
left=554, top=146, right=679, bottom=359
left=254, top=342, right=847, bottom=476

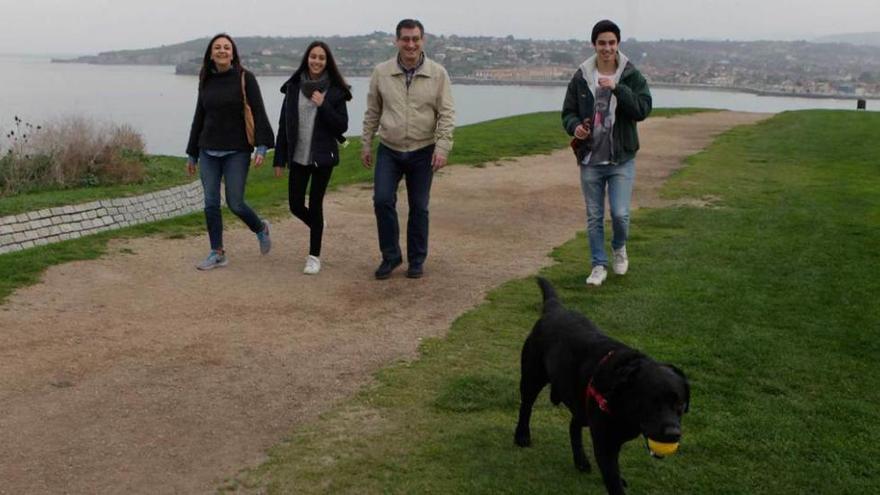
left=536, top=277, right=561, bottom=313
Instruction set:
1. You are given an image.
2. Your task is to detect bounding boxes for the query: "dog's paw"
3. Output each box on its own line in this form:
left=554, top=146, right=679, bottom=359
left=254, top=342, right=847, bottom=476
left=574, top=455, right=592, bottom=473
left=514, top=432, right=531, bottom=447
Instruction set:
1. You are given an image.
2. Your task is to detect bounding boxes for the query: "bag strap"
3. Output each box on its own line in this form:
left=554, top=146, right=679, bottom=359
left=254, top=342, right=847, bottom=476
left=240, top=69, right=248, bottom=105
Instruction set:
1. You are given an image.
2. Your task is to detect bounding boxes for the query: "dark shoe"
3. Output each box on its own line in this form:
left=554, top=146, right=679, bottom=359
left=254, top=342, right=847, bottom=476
left=374, top=258, right=402, bottom=280
left=405, top=264, right=424, bottom=279
left=256, top=220, right=271, bottom=255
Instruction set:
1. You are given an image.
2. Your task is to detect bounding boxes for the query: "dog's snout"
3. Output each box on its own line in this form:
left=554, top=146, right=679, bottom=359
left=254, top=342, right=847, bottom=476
left=662, top=425, right=681, bottom=442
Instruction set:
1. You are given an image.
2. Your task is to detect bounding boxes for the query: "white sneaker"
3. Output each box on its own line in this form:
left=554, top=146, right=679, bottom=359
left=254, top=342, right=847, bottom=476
left=612, top=246, right=629, bottom=275
left=586, top=265, right=608, bottom=286
left=303, top=255, right=321, bottom=275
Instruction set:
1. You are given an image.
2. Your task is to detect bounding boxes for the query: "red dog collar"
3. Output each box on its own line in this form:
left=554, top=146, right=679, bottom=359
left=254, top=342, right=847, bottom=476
left=585, top=351, right=615, bottom=414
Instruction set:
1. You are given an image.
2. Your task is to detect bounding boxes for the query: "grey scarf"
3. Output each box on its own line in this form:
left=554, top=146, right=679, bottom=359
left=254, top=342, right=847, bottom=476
left=300, top=71, right=329, bottom=99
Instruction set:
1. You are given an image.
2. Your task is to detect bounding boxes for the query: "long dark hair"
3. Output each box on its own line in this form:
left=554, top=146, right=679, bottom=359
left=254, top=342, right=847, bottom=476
left=293, top=41, right=352, bottom=101
left=198, top=33, right=243, bottom=89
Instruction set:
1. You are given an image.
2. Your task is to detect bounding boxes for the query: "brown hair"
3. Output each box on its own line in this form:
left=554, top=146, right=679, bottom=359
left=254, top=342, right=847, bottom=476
left=198, top=33, right=243, bottom=89
left=292, top=40, right=352, bottom=101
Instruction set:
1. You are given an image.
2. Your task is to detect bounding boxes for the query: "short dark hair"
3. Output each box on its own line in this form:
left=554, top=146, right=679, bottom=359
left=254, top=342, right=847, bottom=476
left=591, top=19, right=621, bottom=44
left=396, top=19, right=424, bottom=38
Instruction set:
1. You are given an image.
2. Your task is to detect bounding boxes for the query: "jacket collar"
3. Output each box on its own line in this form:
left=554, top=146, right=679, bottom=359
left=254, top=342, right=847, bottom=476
left=579, top=51, right=631, bottom=91
left=280, top=72, right=299, bottom=94
left=280, top=71, right=339, bottom=96
left=380, top=55, right=438, bottom=78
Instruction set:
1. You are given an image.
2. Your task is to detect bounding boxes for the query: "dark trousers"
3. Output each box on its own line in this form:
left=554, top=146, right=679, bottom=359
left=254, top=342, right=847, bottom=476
left=198, top=151, right=263, bottom=251
left=289, top=164, right=333, bottom=257
left=373, top=143, right=434, bottom=266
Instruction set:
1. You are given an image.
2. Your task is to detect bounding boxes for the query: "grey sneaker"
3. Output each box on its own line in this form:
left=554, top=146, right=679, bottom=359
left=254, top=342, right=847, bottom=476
left=196, top=250, right=228, bottom=270
left=257, top=220, right=271, bottom=255
left=586, top=265, right=608, bottom=286
left=612, top=246, right=629, bottom=275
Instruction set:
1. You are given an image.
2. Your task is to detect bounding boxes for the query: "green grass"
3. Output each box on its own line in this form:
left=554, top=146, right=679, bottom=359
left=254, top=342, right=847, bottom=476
left=0, top=109, right=694, bottom=303
left=0, top=155, right=188, bottom=217
left=227, top=110, right=880, bottom=494
left=651, top=107, right=716, bottom=118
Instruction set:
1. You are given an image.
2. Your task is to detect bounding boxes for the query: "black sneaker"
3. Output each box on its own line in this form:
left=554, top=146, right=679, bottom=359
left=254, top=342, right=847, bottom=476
left=405, top=264, right=424, bottom=279
left=374, top=258, right=402, bottom=280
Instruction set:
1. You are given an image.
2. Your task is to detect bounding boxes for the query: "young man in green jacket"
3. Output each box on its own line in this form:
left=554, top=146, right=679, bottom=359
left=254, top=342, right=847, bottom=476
left=562, top=19, right=652, bottom=287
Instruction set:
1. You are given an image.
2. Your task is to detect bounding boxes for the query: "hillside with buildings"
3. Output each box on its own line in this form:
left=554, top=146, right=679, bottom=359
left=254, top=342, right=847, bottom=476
left=55, top=32, right=880, bottom=98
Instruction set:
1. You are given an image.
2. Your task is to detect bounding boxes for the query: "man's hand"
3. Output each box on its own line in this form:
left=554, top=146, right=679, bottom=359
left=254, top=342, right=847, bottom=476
left=273, top=166, right=284, bottom=178
left=253, top=154, right=265, bottom=168
left=186, top=160, right=197, bottom=176
left=598, top=77, right=616, bottom=91
left=431, top=152, right=447, bottom=172
left=574, top=124, right=591, bottom=140
left=361, top=148, right=373, bottom=169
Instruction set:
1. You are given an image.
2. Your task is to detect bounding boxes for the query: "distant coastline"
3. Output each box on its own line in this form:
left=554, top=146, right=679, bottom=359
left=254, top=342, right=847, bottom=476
left=648, top=82, right=880, bottom=101
left=451, top=79, right=879, bottom=101
left=49, top=57, right=880, bottom=101
left=47, top=30, right=880, bottom=103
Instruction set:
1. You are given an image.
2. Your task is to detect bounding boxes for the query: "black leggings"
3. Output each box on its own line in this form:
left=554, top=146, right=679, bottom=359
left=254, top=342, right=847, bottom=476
left=289, top=164, right=333, bottom=256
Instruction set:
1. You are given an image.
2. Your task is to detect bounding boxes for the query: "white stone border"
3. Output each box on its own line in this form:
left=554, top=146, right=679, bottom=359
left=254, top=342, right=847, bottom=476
left=0, top=181, right=204, bottom=255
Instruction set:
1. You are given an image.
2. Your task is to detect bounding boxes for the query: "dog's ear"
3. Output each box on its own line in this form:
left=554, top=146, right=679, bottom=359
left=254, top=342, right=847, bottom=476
left=666, top=364, right=690, bottom=413
left=601, top=357, right=642, bottom=396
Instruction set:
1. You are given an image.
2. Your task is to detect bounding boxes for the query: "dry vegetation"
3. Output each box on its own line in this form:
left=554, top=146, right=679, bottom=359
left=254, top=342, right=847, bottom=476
left=0, top=115, right=147, bottom=196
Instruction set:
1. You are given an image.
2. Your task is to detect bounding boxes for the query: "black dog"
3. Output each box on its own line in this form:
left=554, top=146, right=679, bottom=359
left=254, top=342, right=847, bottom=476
left=514, top=277, right=690, bottom=495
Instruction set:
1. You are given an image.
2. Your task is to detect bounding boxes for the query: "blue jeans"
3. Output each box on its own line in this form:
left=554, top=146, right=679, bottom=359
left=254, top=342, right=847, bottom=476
left=580, top=159, right=635, bottom=267
left=198, top=151, right=264, bottom=251
left=373, top=143, right=434, bottom=266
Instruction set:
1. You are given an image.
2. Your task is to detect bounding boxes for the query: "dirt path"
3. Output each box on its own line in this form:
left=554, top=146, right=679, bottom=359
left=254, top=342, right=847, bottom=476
left=0, top=111, right=766, bottom=494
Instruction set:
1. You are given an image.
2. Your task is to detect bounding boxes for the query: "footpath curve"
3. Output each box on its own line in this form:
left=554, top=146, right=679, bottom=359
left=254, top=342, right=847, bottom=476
left=0, top=111, right=766, bottom=494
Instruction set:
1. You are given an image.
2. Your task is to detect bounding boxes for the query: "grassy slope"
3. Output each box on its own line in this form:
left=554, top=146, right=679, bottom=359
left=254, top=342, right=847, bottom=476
left=230, top=110, right=880, bottom=494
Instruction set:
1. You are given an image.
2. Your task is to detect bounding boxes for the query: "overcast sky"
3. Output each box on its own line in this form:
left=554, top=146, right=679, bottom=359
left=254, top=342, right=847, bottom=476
left=3, top=0, right=879, bottom=55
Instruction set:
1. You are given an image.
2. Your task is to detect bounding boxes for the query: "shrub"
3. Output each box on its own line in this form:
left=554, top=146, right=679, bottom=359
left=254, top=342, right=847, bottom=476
left=0, top=116, right=50, bottom=195
left=0, top=115, right=147, bottom=196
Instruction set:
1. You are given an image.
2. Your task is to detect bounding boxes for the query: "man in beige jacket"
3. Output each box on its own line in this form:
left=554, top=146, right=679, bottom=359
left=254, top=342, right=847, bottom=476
left=362, top=18, right=455, bottom=280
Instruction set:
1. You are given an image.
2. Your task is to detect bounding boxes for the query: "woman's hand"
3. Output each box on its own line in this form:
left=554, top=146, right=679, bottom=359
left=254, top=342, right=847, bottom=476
left=273, top=166, right=284, bottom=178
left=311, top=90, right=325, bottom=107
left=253, top=154, right=265, bottom=168
left=574, top=124, right=591, bottom=140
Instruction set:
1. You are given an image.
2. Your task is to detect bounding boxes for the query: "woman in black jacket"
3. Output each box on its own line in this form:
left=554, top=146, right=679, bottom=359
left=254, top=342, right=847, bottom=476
left=273, top=40, right=351, bottom=275
left=186, top=33, right=275, bottom=270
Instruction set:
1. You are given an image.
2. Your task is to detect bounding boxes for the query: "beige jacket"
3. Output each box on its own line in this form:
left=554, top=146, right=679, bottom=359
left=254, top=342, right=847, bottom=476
left=362, top=56, right=455, bottom=156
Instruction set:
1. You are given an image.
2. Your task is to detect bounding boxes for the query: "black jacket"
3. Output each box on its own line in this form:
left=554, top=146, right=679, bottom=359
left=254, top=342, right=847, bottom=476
left=273, top=75, right=349, bottom=168
left=186, top=67, right=274, bottom=158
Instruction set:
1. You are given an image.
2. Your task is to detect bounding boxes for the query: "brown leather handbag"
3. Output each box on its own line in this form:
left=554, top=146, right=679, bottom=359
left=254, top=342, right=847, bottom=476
left=240, top=70, right=255, bottom=146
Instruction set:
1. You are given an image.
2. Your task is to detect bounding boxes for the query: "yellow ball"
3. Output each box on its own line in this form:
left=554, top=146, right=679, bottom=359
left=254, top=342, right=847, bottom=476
left=647, top=438, right=679, bottom=457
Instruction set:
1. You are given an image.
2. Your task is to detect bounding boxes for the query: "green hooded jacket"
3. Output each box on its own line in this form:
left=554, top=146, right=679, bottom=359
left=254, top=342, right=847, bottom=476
left=562, top=52, right=652, bottom=164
